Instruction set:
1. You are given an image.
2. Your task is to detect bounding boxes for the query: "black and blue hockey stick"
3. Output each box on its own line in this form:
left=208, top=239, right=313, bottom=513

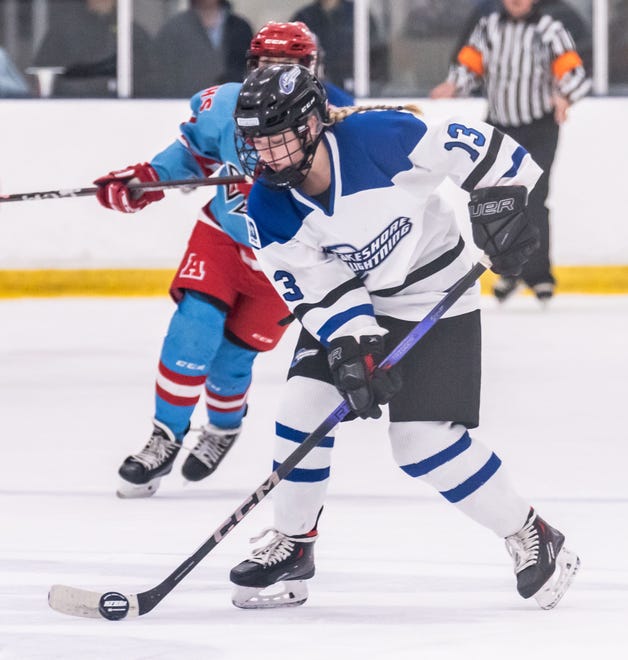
left=48, top=255, right=490, bottom=620
left=0, top=174, right=246, bottom=203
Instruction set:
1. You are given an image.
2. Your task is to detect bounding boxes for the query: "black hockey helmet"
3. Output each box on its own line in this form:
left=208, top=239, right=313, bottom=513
left=234, top=64, right=329, bottom=189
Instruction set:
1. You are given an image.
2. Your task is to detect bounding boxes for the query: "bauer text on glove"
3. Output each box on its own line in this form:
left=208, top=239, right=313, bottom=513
left=469, top=185, right=540, bottom=276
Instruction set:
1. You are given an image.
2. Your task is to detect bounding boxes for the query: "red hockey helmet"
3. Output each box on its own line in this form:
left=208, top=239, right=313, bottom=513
left=246, top=21, right=318, bottom=74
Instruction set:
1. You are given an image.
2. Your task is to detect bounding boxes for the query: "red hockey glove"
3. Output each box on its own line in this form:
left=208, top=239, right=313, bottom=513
left=93, top=163, right=164, bottom=213
left=327, top=335, right=402, bottom=420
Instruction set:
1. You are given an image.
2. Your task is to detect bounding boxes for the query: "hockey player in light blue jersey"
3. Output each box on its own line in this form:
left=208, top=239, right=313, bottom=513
left=228, top=64, right=580, bottom=610
left=93, top=22, right=351, bottom=498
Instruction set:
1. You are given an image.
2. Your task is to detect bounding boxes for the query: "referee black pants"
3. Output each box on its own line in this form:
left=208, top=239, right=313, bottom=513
left=493, top=113, right=559, bottom=287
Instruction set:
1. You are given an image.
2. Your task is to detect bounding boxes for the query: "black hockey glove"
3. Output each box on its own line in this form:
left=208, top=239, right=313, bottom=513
left=469, top=185, right=540, bottom=276
left=327, top=335, right=402, bottom=420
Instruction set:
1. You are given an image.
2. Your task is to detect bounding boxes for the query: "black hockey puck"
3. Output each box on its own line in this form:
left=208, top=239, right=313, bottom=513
left=98, top=591, right=130, bottom=620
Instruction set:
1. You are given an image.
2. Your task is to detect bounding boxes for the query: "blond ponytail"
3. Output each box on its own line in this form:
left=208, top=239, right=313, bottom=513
left=327, top=103, right=423, bottom=125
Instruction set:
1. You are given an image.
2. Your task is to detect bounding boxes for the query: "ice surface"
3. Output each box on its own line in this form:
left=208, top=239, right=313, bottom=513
left=1, top=294, right=627, bottom=659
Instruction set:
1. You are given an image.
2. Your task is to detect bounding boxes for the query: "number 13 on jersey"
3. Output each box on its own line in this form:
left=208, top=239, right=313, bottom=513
left=444, top=122, right=486, bottom=162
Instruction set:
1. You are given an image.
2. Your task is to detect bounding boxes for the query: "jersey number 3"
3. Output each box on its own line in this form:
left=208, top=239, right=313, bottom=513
left=444, top=123, right=486, bottom=162
left=274, top=270, right=304, bottom=302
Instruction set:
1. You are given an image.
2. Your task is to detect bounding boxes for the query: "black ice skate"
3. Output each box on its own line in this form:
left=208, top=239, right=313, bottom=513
left=116, top=420, right=181, bottom=498
left=505, top=508, right=580, bottom=609
left=230, top=527, right=317, bottom=609
left=181, top=423, right=240, bottom=481
left=493, top=275, right=520, bottom=302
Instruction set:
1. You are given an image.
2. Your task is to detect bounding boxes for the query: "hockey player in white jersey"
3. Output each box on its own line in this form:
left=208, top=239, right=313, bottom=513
left=228, top=64, right=580, bottom=610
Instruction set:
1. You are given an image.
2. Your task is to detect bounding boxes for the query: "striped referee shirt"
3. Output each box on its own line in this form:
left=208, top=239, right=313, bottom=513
left=448, top=6, right=591, bottom=127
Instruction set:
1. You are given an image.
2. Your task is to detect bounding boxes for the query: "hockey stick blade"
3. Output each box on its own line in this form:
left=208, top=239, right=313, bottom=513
left=49, top=584, right=140, bottom=620
left=47, top=256, right=490, bottom=620
left=0, top=174, right=246, bottom=204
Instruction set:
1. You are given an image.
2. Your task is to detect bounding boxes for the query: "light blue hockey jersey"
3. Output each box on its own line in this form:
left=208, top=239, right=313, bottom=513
left=150, top=82, right=251, bottom=245
left=149, top=81, right=354, bottom=247
left=245, top=109, right=542, bottom=345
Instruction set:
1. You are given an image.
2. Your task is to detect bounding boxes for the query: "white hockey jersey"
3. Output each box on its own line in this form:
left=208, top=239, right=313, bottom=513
left=245, top=109, right=542, bottom=346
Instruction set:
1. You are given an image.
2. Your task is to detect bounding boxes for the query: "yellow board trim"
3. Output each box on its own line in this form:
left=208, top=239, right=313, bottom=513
left=0, top=266, right=627, bottom=298
left=0, top=269, right=175, bottom=298
left=480, top=266, right=628, bottom=295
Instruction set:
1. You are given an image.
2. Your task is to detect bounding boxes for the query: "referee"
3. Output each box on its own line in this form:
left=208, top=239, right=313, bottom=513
left=431, top=0, right=590, bottom=303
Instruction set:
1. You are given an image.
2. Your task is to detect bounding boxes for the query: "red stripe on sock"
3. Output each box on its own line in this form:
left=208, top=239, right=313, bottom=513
left=159, top=362, right=207, bottom=386
left=156, top=383, right=200, bottom=407
left=205, top=403, right=245, bottom=413
left=205, top=387, right=249, bottom=403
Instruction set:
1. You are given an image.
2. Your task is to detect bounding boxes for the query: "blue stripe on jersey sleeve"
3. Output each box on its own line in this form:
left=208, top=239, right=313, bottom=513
left=502, top=145, right=528, bottom=178
left=333, top=111, right=427, bottom=197
left=317, top=303, right=375, bottom=345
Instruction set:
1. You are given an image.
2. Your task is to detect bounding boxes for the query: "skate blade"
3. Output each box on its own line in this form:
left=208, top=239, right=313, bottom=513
left=534, top=547, right=580, bottom=610
left=231, top=580, right=309, bottom=610
left=116, top=477, right=161, bottom=499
